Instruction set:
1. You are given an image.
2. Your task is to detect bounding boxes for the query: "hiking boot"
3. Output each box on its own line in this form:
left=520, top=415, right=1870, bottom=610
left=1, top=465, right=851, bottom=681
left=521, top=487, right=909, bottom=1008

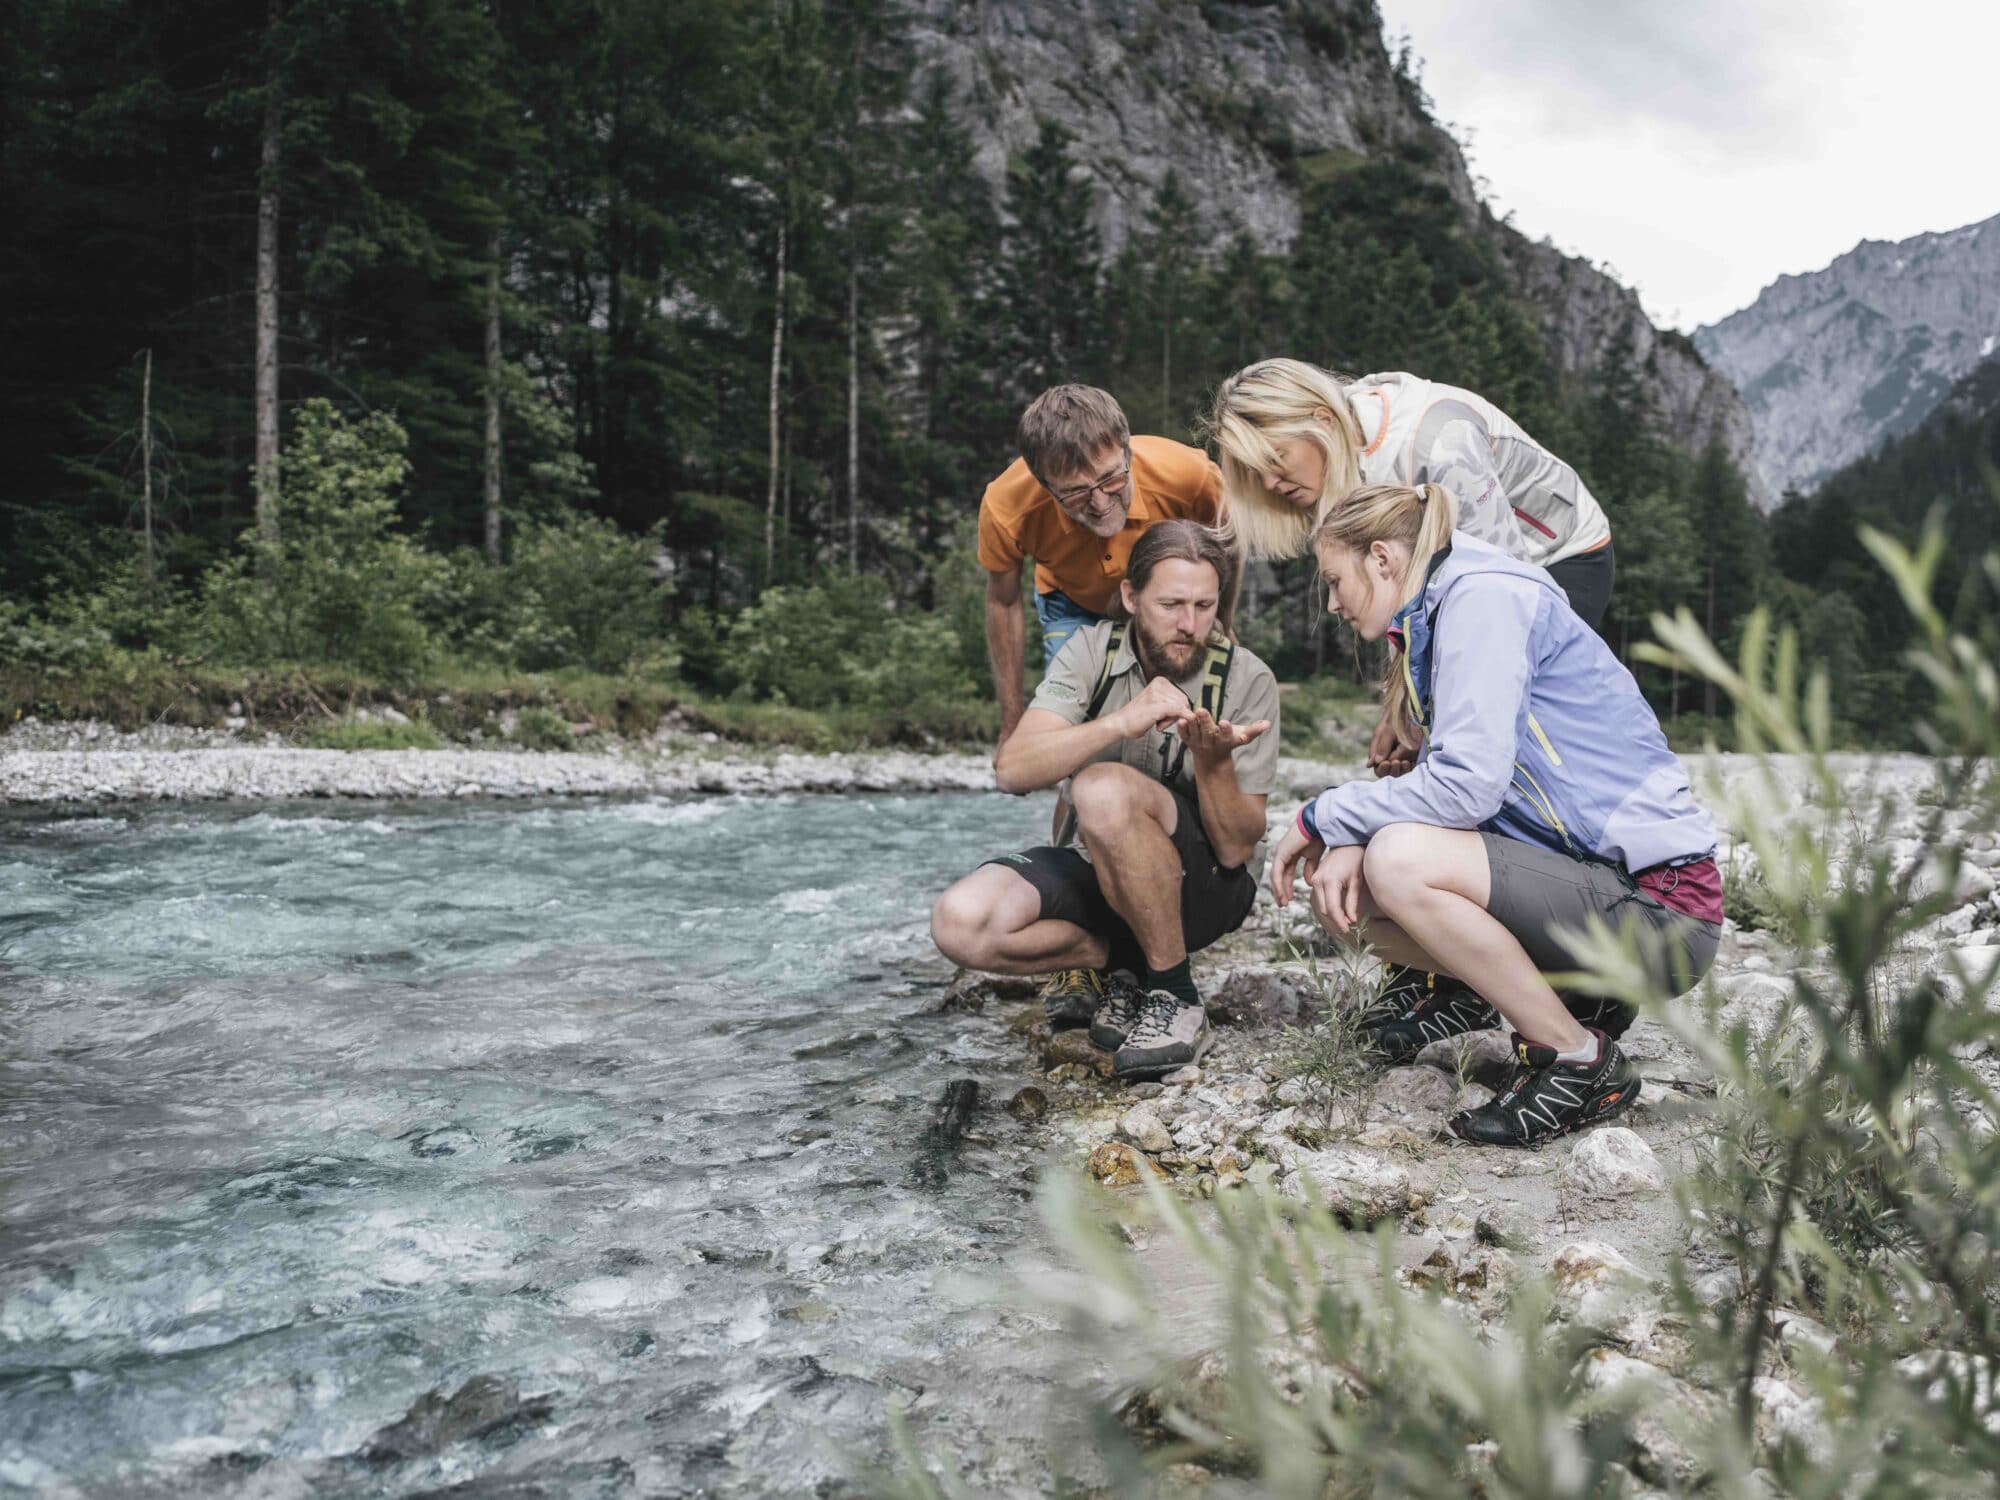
left=1088, top=970, right=1147, bottom=1051
left=1448, top=1030, right=1640, bottom=1148
left=1363, top=969, right=1499, bottom=1063
left=1038, top=968, right=1105, bottom=1030
left=1113, top=990, right=1213, bottom=1082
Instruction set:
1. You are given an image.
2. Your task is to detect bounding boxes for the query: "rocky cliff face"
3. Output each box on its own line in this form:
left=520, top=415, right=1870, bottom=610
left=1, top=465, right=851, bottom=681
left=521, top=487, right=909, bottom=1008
left=903, top=0, right=1764, bottom=501
left=1695, top=213, right=2000, bottom=501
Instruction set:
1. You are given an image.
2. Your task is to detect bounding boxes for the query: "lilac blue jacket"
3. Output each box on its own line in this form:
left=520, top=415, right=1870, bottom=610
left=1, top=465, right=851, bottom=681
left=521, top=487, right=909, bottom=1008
left=1300, top=535, right=1716, bottom=874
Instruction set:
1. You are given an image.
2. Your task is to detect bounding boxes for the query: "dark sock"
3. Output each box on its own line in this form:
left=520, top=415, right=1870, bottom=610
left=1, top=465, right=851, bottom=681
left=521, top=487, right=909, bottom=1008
left=1146, top=957, right=1199, bottom=1009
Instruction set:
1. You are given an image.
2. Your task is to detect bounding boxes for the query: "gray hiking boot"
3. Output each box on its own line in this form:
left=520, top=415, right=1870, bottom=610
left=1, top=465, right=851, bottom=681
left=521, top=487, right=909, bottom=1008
left=1087, top=970, right=1147, bottom=1051
left=1113, top=989, right=1212, bottom=1081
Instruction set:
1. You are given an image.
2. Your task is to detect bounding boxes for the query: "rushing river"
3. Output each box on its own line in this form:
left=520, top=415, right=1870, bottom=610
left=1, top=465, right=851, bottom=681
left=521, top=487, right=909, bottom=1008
left=0, top=792, right=1089, bottom=1498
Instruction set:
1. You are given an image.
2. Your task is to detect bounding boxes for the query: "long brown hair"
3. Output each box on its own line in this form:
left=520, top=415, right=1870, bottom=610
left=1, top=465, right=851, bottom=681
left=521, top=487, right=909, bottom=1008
left=1312, top=482, right=1458, bottom=737
left=1116, top=519, right=1239, bottom=637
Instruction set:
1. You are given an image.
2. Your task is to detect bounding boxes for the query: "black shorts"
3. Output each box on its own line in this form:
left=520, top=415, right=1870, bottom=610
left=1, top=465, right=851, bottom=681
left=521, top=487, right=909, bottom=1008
left=981, top=786, right=1258, bottom=957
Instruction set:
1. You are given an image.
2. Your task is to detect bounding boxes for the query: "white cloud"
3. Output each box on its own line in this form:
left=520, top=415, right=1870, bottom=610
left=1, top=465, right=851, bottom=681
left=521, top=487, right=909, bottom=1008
left=1378, top=0, right=2000, bottom=328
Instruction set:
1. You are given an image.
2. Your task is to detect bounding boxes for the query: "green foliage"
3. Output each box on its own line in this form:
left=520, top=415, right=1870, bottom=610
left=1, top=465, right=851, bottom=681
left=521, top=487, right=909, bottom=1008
left=509, top=705, right=574, bottom=750
left=304, top=715, right=445, bottom=750
left=432, top=514, right=667, bottom=672
left=715, top=574, right=979, bottom=710
left=1273, top=941, right=1385, bottom=1135
left=198, top=401, right=443, bottom=678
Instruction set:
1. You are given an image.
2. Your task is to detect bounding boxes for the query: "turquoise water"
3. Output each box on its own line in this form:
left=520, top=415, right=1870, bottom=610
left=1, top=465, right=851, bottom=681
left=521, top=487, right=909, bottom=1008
left=0, top=793, right=1071, bottom=1497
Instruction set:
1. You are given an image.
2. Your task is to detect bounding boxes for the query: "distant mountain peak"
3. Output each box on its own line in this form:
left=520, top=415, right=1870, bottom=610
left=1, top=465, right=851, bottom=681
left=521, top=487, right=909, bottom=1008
left=1696, top=211, right=2000, bottom=502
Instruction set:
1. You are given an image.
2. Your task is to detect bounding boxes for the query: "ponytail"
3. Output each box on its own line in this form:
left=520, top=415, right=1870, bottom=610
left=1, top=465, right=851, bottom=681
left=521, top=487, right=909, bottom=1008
left=1312, top=482, right=1458, bottom=742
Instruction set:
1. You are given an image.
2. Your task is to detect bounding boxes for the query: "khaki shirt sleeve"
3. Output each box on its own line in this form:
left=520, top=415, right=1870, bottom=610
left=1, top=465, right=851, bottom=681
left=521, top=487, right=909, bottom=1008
left=1222, top=663, right=1282, bottom=796
left=1027, top=625, right=1104, bottom=726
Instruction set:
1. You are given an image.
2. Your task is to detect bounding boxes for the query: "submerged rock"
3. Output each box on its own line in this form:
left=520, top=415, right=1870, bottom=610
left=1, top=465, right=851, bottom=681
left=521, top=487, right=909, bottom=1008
left=1041, top=1029, right=1114, bottom=1077
left=365, top=1375, right=550, bottom=1463
left=1569, top=1127, right=1667, bottom=1196
left=1006, top=1087, right=1049, bottom=1122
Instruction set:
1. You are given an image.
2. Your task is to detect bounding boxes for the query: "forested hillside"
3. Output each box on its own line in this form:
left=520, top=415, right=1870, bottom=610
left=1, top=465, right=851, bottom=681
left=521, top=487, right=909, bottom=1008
left=0, top=1, right=1846, bottom=741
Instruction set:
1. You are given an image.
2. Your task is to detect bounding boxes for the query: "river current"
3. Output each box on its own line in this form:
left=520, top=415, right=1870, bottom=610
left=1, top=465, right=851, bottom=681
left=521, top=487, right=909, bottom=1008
left=0, top=792, right=1083, bottom=1497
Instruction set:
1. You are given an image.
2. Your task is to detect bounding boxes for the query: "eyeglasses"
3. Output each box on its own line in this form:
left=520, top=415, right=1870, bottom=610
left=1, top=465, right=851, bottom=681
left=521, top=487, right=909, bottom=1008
left=1050, top=465, right=1131, bottom=509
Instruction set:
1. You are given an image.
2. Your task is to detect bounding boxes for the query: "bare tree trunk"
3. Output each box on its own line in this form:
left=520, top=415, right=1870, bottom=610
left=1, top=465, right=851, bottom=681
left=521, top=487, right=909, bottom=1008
left=846, top=244, right=859, bottom=571
left=140, top=347, right=155, bottom=594
left=1703, top=553, right=1718, bottom=719
left=1161, top=320, right=1171, bottom=433
left=254, top=25, right=282, bottom=545
left=483, top=236, right=503, bottom=562
left=764, top=216, right=786, bottom=584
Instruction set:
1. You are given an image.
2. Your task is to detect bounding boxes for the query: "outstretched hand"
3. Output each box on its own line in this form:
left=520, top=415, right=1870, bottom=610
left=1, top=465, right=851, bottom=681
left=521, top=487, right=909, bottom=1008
left=1117, top=676, right=1195, bottom=739
left=1178, top=707, right=1271, bottom=765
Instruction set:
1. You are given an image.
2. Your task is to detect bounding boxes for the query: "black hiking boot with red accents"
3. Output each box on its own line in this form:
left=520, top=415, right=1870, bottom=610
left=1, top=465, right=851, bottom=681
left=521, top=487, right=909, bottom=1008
left=1448, top=1029, right=1640, bottom=1148
left=1362, top=966, right=1499, bottom=1064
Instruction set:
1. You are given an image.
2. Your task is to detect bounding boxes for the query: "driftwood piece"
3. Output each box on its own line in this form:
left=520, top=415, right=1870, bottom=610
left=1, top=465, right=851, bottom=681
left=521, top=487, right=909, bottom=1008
left=909, top=1078, right=980, bottom=1187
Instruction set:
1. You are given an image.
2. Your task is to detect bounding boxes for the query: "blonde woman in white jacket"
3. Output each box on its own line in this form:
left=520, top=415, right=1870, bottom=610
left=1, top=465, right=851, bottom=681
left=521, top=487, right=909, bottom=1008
left=1207, top=357, right=1615, bottom=771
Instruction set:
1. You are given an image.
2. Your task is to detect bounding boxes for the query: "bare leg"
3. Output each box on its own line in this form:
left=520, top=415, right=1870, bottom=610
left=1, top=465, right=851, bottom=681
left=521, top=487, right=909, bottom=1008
left=1344, top=823, right=1588, bottom=1051
left=930, top=864, right=1108, bottom=975
left=1070, top=762, right=1186, bottom=971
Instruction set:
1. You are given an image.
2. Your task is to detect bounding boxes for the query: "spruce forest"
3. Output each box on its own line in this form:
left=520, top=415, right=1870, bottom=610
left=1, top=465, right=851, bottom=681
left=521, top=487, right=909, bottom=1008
left=5, top=0, right=1994, bottom=745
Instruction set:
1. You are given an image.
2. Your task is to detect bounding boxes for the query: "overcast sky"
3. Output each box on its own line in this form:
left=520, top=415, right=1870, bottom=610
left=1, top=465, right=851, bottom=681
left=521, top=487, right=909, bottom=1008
left=1374, top=0, right=2000, bottom=331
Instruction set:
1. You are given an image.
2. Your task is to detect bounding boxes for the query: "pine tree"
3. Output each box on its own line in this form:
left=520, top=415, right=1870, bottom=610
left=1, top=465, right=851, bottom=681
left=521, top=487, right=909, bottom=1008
left=996, top=120, right=1103, bottom=399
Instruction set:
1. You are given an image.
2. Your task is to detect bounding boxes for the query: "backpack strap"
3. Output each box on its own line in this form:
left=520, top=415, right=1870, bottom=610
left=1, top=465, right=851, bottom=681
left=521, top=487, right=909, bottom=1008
left=1081, top=620, right=1129, bottom=724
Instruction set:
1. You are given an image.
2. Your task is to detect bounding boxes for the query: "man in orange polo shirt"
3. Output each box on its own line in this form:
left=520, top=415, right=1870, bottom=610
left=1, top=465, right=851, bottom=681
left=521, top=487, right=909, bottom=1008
left=979, top=385, right=1223, bottom=744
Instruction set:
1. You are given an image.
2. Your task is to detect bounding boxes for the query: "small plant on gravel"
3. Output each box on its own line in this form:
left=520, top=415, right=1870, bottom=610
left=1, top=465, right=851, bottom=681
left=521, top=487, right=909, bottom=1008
left=303, top=715, right=443, bottom=751
left=1272, top=934, right=1384, bottom=1137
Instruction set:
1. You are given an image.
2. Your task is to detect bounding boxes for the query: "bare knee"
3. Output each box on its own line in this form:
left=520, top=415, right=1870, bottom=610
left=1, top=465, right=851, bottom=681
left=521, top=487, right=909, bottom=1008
left=1071, top=762, right=1160, bottom=838
left=1360, top=823, right=1432, bottom=907
left=930, top=882, right=996, bottom=968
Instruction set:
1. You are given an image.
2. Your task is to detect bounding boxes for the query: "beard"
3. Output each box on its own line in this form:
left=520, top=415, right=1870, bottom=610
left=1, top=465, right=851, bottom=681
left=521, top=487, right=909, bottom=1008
left=1133, top=619, right=1204, bottom=682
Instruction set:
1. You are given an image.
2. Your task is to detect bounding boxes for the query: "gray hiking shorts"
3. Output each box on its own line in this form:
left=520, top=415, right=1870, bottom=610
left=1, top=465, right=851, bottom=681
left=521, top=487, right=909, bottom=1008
left=1481, top=832, right=1720, bottom=1004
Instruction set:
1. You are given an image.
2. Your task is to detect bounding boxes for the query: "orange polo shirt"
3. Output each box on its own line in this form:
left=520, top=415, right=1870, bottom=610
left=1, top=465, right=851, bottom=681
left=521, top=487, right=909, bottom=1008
left=976, top=435, right=1222, bottom=615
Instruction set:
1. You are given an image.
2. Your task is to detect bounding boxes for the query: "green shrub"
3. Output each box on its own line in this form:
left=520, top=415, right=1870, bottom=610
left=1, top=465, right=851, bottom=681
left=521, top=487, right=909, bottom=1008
left=303, top=715, right=444, bottom=750
left=716, top=574, right=978, bottom=710
left=198, top=400, right=441, bottom=678
left=510, top=705, right=573, bottom=750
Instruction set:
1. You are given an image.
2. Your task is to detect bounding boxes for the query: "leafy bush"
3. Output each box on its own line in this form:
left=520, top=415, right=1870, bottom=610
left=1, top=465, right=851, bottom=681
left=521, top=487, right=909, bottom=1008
left=715, top=574, right=978, bottom=710
left=491, top=514, right=666, bottom=672
left=304, top=715, right=444, bottom=750
left=510, top=706, right=573, bottom=751
left=198, top=400, right=441, bottom=678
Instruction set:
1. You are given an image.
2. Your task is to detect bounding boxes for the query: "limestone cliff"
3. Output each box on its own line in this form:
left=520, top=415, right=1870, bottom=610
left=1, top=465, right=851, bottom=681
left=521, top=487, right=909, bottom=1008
left=1695, top=213, right=2000, bottom=501
left=904, top=0, right=1763, bottom=502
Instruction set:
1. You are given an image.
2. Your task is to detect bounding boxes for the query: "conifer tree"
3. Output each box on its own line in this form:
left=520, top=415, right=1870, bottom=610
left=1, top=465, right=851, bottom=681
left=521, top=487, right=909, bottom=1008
left=996, top=120, right=1103, bottom=399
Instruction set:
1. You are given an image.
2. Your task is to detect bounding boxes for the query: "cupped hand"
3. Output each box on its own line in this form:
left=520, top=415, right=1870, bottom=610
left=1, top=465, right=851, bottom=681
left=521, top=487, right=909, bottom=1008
left=1179, top=707, right=1271, bottom=765
left=1307, top=843, right=1366, bottom=934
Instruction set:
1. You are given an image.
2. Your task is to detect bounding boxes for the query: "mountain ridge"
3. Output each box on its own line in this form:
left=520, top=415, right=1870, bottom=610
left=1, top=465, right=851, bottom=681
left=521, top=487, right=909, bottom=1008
left=902, top=0, right=1764, bottom=502
left=1695, top=211, right=2000, bottom=501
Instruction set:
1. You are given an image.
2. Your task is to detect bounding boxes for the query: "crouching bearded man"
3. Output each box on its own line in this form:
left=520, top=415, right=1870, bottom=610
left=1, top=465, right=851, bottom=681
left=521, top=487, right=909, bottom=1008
left=930, top=520, right=1280, bottom=1081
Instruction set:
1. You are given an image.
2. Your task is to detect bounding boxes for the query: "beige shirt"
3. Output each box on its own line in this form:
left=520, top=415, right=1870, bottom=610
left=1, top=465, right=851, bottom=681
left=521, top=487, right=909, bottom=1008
left=1031, top=620, right=1281, bottom=853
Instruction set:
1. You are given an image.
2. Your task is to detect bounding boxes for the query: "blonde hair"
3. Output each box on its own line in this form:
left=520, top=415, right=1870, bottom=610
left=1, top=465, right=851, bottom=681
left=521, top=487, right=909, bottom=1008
left=1204, top=358, right=1367, bottom=561
left=1312, top=482, right=1459, bottom=740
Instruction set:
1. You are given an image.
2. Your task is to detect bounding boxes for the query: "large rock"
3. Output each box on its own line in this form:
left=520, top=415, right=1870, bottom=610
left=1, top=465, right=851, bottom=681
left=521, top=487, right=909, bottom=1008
left=1550, top=1240, right=1656, bottom=1326
left=1040, top=1028, right=1113, bottom=1077
left=1204, top=965, right=1320, bottom=1028
left=1286, top=1144, right=1430, bottom=1223
left=1418, top=1028, right=1515, bottom=1090
left=1373, top=1065, right=1458, bottom=1118
left=1575, top=1349, right=1722, bottom=1488
left=1751, top=1376, right=1830, bottom=1460
left=1117, top=1105, right=1174, bottom=1155
left=1087, top=1140, right=1167, bottom=1189
left=1568, top=1127, right=1667, bottom=1196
